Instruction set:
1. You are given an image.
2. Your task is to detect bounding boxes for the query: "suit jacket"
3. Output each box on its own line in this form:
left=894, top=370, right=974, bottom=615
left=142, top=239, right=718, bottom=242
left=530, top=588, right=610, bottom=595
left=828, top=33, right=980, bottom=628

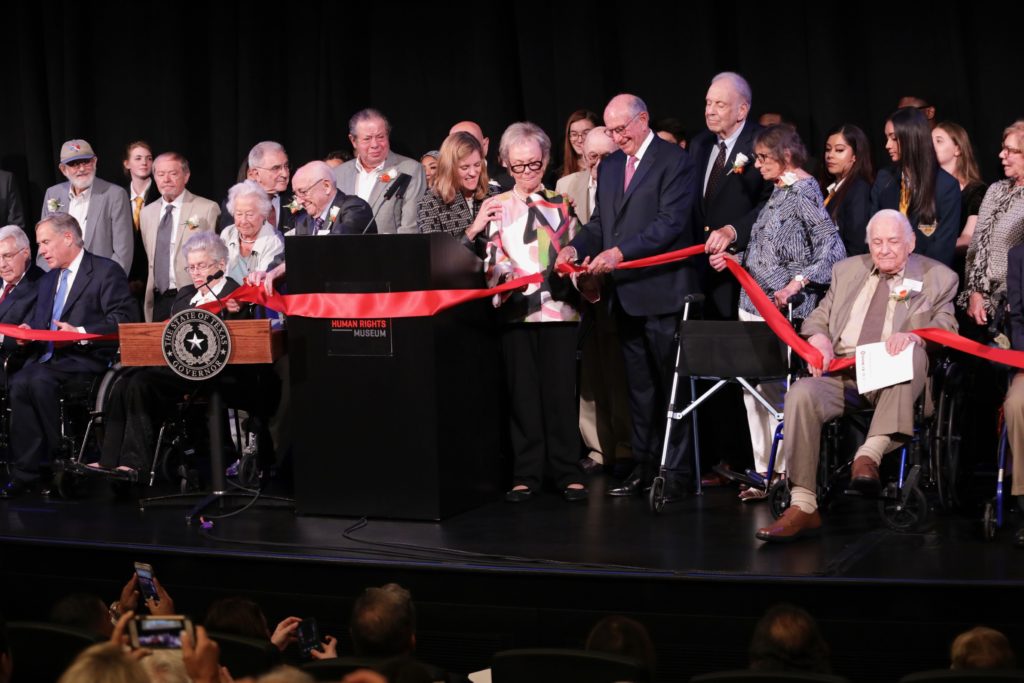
left=569, top=134, right=698, bottom=317
left=140, top=190, right=221, bottom=322
left=556, top=170, right=593, bottom=223
left=0, top=170, right=25, bottom=229
left=125, top=180, right=160, bottom=283
left=40, top=177, right=133, bottom=274
left=830, top=176, right=872, bottom=256
left=1007, top=243, right=1024, bottom=351
left=170, top=278, right=247, bottom=317
left=290, top=190, right=374, bottom=236
left=0, top=265, right=45, bottom=353
left=801, top=253, right=958, bottom=349
left=333, top=152, right=425, bottom=234
left=24, top=250, right=138, bottom=374
left=870, top=166, right=962, bottom=267
left=217, top=192, right=298, bottom=233
left=689, top=121, right=772, bottom=318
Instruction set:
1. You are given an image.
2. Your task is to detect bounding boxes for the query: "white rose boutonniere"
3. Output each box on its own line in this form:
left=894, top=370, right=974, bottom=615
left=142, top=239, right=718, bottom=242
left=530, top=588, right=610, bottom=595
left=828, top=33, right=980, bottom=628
left=727, top=153, right=749, bottom=175
left=779, top=172, right=799, bottom=187
left=185, top=215, right=201, bottom=230
left=47, top=198, right=63, bottom=213
left=328, top=205, right=341, bottom=227
left=285, top=198, right=301, bottom=214
left=378, top=167, right=399, bottom=184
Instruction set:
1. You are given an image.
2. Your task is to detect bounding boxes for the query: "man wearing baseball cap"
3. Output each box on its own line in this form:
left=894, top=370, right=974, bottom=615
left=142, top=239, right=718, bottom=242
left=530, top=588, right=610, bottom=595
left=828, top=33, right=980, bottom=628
left=40, top=139, right=133, bottom=275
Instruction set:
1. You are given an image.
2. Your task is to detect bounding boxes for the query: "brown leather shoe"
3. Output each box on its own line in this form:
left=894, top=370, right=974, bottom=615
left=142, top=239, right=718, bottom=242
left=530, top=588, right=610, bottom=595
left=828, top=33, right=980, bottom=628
left=848, top=456, right=881, bottom=496
left=755, top=506, right=822, bottom=542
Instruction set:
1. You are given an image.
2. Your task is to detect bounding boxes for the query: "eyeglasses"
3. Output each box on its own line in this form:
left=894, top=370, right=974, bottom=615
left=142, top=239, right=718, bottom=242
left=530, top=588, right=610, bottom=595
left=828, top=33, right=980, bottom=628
left=0, top=248, right=26, bottom=263
left=754, top=153, right=775, bottom=164
left=585, top=151, right=611, bottom=165
left=508, top=160, right=543, bottom=174
left=1001, top=146, right=1023, bottom=156
left=254, top=163, right=290, bottom=174
left=186, top=261, right=219, bottom=273
left=294, top=180, right=325, bottom=197
left=568, top=129, right=592, bottom=142
left=604, top=112, right=641, bottom=138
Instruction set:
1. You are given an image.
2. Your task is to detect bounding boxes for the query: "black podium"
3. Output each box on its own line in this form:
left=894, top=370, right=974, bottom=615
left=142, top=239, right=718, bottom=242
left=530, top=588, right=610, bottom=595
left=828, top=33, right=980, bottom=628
left=287, top=234, right=501, bottom=520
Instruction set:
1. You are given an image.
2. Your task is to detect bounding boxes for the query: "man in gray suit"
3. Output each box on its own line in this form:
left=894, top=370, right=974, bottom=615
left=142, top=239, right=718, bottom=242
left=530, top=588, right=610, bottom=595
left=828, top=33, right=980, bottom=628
left=756, top=210, right=959, bottom=543
left=40, top=139, right=133, bottom=275
left=333, top=109, right=425, bottom=234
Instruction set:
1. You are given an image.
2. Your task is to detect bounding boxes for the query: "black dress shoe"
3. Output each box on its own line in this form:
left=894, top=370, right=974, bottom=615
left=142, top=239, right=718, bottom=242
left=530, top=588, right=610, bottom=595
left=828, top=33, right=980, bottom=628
left=607, top=471, right=651, bottom=497
left=563, top=486, right=589, bottom=502
left=0, top=479, right=33, bottom=499
left=578, top=456, right=603, bottom=475
left=505, top=488, right=533, bottom=503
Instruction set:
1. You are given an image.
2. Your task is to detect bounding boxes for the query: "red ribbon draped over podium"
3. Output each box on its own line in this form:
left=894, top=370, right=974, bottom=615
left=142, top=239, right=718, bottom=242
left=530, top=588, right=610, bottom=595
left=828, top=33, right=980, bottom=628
left=7, top=245, right=1024, bottom=373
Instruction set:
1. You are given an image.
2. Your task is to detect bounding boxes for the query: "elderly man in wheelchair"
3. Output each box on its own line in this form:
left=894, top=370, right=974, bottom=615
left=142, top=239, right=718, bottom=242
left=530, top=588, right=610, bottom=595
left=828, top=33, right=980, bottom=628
left=756, top=209, right=959, bottom=542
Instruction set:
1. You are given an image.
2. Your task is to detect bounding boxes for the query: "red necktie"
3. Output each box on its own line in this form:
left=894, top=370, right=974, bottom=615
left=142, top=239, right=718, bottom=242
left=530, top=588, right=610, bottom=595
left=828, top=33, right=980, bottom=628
left=0, top=282, right=14, bottom=304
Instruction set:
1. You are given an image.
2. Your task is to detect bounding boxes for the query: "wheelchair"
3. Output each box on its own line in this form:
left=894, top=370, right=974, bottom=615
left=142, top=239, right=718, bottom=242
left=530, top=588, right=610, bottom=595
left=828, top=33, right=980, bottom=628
left=765, top=347, right=967, bottom=533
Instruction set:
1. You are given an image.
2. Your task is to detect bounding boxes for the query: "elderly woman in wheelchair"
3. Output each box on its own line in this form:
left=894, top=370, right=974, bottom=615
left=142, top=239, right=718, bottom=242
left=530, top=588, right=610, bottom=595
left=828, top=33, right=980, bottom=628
left=755, top=210, right=959, bottom=542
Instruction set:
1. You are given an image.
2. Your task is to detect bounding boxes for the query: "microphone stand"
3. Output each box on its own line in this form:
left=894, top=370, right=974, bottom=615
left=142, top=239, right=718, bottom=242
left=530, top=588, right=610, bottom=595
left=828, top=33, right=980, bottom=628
left=360, top=173, right=412, bottom=234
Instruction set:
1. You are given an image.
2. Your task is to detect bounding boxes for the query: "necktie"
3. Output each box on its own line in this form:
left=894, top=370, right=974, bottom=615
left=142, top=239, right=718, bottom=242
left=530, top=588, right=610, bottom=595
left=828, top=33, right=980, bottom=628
left=40, top=269, right=70, bottom=363
left=704, top=141, right=728, bottom=202
left=132, top=196, right=144, bottom=230
left=268, top=202, right=278, bottom=229
left=312, top=217, right=324, bottom=235
left=857, top=274, right=893, bottom=346
left=0, top=282, right=14, bottom=304
left=623, top=155, right=638, bottom=191
left=155, top=204, right=174, bottom=292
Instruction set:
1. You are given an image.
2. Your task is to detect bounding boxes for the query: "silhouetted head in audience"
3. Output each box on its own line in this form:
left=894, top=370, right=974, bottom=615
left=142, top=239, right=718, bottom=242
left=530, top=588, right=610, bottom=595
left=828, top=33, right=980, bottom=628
left=585, top=615, right=656, bottom=673
left=350, top=583, right=417, bottom=658
left=0, top=611, right=11, bottom=683
left=57, top=642, right=148, bottom=683
left=257, top=665, right=316, bottom=683
left=141, top=650, right=190, bottom=683
left=950, top=626, right=1016, bottom=670
left=49, top=593, right=114, bottom=638
left=204, top=596, right=271, bottom=641
left=749, top=604, right=830, bottom=673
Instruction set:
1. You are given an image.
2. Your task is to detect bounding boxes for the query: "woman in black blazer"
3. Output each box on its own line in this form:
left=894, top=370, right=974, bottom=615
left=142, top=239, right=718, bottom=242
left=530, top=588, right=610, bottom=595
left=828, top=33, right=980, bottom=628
left=819, top=124, right=873, bottom=256
left=871, top=107, right=961, bottom=267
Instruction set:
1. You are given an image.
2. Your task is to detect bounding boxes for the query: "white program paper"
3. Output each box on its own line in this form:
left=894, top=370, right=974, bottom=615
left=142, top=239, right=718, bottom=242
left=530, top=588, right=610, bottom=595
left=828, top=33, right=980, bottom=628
left=855, top=341, right=914, bottom=393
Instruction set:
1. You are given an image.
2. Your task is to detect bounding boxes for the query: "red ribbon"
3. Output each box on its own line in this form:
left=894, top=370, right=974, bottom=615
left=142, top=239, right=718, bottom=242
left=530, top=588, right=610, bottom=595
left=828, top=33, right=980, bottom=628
left=0, top=323, right=118, bottom=343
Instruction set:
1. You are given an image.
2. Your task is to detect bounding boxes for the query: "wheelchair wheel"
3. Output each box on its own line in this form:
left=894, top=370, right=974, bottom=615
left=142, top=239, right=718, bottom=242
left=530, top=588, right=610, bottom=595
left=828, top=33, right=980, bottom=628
left=934, top=362, right=966, bottom=510
left=878, top=483, right=930, bottom=532
left=982, top=500, right=998, bottom=541
left=649, top=476, right=666, bottom=514
left=768, top=478, right=790, bottom=519
left=52, top=467, right=81, bottom=499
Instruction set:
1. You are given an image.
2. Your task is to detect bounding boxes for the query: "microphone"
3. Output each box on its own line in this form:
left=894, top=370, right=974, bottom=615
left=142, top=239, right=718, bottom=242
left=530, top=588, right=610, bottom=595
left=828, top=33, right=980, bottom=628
left=361, top=173, right=413, bottom=234
left=201, top=270, right=229, bottom=319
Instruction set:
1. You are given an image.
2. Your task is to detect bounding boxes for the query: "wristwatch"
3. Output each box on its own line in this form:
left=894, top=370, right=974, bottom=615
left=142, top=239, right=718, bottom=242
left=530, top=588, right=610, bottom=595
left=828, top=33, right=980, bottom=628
left=794, top=274, right=806, bottom=288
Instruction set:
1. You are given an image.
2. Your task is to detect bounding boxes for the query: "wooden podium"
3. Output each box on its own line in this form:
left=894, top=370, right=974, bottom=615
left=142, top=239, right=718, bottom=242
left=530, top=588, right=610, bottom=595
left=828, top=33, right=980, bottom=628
left=118, top=320, right=285, bottom=367
left=118, top=318, right=287, bottom=522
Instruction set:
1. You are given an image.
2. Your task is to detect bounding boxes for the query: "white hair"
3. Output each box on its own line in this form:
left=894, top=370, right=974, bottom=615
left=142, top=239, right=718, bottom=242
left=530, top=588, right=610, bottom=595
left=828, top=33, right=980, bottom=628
left=0, top=225, right=30, bottom=251
left=866, top=209, right=915, bottom=243
left=248, top=141, right=286, bottom=169
left=182, top=230, right=229, bottom=264
left=226, top=180, right=271, bottom=219
left=711, top=71, right=753, bottom=106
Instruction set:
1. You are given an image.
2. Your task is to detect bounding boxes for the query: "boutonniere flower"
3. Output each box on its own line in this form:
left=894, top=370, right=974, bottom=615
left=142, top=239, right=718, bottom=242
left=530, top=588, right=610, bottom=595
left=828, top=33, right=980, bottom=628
left=328, top=205, right=341, bottom=225
left=779, top=172, right=799, bottom=187
left=378, top=167, right=399, bottom=184
left=285, top=198, right=301, bottom=214
left=890, top=287, right=910, bottom=303
left=185, top=215, right=200, bottom=230
left=47, top=198, right=63, bottom=212
left=727, top=153, right=749, bottom=175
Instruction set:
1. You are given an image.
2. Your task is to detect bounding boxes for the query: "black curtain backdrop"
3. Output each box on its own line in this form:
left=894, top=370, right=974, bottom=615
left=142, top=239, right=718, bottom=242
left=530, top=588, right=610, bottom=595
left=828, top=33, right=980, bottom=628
left=1, top=1, right=1021, bottom=225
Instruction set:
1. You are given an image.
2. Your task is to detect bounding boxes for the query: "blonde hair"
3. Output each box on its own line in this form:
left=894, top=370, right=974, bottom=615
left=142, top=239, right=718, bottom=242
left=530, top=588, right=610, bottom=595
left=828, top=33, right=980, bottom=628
left=57, top=643, right=149, bottom=683
left=433, top=132, right=490, bottom=205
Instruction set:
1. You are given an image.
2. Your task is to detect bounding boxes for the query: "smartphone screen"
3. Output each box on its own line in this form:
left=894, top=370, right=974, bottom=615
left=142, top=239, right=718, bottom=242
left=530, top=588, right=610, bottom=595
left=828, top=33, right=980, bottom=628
left=297, top=617, right=321, bottom=657
left=134, top=562, right=159, bottom=602
left=129, top=616, right=193, bottom=649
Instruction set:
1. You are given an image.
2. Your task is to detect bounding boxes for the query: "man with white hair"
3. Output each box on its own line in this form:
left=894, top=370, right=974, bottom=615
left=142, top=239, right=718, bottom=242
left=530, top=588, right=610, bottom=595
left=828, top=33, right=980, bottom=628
left=0, top=224, right=44, bottom=364
left=40, top=139, right=134, bottom=275
left=695, top=72, right=772, bottom=320
left=290, top=161, right=373, bottom=237
left=218, top=141, right=296, bottom=233
left=334, top=108, right=425, bottom=234
left=140, top=152, right=220, bottom=322
left=756, top=210, right=958, bottom=542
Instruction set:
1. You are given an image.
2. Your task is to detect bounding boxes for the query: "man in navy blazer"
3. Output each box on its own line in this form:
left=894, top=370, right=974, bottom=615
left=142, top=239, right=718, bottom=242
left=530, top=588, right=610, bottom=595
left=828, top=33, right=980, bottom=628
left=0, top=214, right=137, bottom=497
left=0, top=225, right=44, bottom=363
left=693, top=72, right=772, bottom=320
left=557, top=93, right=698, bottom=498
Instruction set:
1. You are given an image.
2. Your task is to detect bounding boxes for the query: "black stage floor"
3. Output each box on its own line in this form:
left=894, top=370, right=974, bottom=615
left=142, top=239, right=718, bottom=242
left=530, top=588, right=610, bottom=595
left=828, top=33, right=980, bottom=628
left=2, top=475, right=1023, bottom=682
